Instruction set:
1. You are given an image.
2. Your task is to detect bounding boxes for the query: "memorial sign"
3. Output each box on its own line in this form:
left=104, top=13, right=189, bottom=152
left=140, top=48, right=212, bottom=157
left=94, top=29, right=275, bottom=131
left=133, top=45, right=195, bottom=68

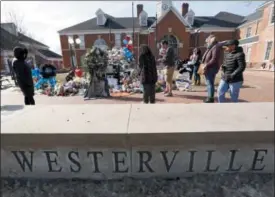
left=1, top=145, right=274, bottom=179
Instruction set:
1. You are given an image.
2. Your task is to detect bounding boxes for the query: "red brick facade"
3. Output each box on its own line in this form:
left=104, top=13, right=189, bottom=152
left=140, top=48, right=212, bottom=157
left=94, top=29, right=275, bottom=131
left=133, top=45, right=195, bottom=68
left=59, top=2, right=274, bottom=69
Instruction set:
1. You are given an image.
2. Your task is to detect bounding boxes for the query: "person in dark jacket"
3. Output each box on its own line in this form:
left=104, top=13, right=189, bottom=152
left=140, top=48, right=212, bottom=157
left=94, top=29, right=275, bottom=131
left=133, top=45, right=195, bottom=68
left=139, top=45, right=158, bottom=104
left=12, top=47, right=35, bottom=105
left=201, top=34, right=222, bottom=103
left=159, top=40, right=175, bottom=97
left=217, top=40, right=246, bottom=103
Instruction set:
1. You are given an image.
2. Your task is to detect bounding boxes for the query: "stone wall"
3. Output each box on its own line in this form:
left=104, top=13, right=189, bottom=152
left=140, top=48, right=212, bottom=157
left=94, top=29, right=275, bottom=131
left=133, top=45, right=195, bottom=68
left=1, top=103, right=274, bottom=179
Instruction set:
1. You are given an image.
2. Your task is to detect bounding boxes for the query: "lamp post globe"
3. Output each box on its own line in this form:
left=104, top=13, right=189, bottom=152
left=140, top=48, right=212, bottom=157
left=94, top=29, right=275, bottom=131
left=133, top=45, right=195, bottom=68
left=75, top=38, right=81, bottom=45
left=68, top=37, right=74, bottom=44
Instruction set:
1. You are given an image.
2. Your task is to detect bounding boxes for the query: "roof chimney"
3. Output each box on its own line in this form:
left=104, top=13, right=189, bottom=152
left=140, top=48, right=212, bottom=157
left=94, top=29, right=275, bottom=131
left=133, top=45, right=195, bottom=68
left=182, top=3, right=189, bottom=17
left=137, top=4, right=143, bottom=17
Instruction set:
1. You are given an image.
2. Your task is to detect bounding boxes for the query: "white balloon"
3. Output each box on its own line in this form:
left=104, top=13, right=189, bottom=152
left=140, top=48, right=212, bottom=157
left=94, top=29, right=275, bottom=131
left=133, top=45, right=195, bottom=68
left=128, top=40, right=133, bottom=45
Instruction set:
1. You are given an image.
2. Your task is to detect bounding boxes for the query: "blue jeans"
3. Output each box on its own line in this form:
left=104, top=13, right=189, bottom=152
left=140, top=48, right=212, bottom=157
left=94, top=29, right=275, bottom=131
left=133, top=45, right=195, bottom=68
left=204, top=69, right=217, bottom=98
left=193, top=66, right=201, bottom=85
left=217, top=79, right=243, bottom=103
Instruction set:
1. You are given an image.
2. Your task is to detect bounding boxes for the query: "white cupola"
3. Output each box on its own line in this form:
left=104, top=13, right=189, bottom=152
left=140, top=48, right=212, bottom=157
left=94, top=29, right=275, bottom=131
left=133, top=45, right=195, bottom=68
left=185, top=9, right=195, bottom=26
left=139, top=10, right=148, bottom=27
left=95, top=9, right=107, bottom=26
left=156, top=0, right=173, bottom=18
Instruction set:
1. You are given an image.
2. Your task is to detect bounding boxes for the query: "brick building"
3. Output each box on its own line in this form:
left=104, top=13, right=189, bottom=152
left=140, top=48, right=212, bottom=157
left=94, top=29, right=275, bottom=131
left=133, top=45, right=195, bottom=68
left=1, top=23, right=63, bottom=73
left=58, top=1, right=274, bottom=68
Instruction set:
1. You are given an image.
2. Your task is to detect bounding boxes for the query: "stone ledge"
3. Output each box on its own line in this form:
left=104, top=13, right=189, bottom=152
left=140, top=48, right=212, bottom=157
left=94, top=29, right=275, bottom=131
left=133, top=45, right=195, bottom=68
left=1, top=103, right=274, bottom=147
left=1, top=103, right=274, bottom=179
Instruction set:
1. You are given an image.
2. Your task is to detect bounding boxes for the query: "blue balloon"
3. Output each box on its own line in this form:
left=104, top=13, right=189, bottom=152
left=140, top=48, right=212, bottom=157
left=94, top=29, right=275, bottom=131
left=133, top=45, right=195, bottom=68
left=123, top=39, right=128, bottom=45
left=123, top=47, right=128, bottom=53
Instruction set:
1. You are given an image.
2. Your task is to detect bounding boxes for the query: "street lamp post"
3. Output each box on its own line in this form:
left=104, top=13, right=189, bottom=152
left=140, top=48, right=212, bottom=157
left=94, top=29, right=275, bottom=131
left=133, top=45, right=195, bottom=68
left=195, top=29, right=200, bottom=48
left=68, top=37, right=81, bottom=68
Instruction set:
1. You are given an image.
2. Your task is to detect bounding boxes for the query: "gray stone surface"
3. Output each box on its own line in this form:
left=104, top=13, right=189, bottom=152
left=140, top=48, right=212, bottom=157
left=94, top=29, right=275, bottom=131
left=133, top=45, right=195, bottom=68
left=1, top=145, right=274, bottom=179
left=1, top=174, right=274, bottom=197
left=128, top=103, right=274, bottom=134
left=1, top=103, right=274, bottom=134
left=1, top=104, right=131, bottom=134
left=1, top=103, right=274, bottom=179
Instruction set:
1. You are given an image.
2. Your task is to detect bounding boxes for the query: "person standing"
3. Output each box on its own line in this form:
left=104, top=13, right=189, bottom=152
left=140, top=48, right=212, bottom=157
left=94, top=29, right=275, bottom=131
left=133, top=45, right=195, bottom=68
left=188, top=48, right=202, bottom=85
left=139, top=45, right=158, bottom=104
left=217, top=40, right=246, bottom=103
left=159, top=40, right=175, bottom=97
left=201, top=35, right=222, bottom=103
left=12, top=47, right=35, bottom=105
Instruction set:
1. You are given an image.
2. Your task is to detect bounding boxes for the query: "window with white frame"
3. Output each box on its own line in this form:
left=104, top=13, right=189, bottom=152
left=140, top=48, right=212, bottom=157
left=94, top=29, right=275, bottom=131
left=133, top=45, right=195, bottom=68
left=97, top=14, right=105, bottom=26
left=255, top=21, right=260, bottom=35
left=264, top=41, right=273, bottom=61
left=246, top=27, right=252, bottom=38
left=269, top=5, right=274, bottom=24
left=115, top=33, right=121, bottom=48
left=246, top=46, right=252, bottom=62
left=78, top=35, right=85, bottom=49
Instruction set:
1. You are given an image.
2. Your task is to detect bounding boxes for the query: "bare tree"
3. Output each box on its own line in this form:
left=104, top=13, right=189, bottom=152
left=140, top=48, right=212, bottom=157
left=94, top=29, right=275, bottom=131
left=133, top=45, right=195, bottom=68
left=5, top=9, right=37, bottom=65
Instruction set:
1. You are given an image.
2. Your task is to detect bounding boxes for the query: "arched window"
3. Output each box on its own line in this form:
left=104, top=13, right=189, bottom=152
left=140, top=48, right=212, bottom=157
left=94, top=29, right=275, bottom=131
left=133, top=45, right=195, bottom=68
left=161, top=35, right=178, bottom=57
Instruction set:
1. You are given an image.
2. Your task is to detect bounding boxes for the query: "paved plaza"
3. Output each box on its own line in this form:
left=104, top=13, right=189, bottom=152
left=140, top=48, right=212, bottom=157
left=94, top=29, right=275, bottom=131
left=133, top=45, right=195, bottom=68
left=1, top=70, right=274, bottom=106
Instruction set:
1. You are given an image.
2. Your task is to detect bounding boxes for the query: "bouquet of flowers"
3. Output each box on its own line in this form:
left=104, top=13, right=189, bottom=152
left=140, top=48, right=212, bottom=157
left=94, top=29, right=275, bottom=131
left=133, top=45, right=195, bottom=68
left=83, top=47, right=108, bottom=80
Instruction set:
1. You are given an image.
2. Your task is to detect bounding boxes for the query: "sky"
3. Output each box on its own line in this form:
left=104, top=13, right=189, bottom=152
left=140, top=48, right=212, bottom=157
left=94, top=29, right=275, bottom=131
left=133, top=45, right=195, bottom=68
left=1, top=1, right=265, bottom=54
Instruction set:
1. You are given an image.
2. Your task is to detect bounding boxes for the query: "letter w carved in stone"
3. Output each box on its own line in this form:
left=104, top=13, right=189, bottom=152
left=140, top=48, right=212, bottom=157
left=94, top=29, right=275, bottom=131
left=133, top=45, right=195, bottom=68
left=11, top=151, right=34, bottom=172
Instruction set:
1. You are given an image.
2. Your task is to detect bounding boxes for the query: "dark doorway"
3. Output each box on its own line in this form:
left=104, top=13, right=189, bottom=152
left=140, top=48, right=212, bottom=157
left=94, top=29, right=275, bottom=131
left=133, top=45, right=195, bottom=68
left=160, top=35, right=178, bottom=57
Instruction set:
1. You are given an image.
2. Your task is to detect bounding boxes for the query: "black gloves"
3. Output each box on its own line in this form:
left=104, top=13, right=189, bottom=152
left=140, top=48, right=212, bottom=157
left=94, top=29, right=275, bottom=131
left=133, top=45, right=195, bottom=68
left=224, top=73, right=233, bottom=82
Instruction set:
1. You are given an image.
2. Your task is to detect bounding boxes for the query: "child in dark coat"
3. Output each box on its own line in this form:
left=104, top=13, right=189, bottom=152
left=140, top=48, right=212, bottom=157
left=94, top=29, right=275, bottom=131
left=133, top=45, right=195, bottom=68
left=12, top=47, right=35, bottom=105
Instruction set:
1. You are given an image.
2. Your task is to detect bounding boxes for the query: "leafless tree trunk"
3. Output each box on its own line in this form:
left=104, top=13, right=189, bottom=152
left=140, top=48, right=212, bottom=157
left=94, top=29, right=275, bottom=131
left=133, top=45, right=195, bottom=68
left=6, top=9, right=36, bottom=54
left=4, top=9, right=37, bottom=84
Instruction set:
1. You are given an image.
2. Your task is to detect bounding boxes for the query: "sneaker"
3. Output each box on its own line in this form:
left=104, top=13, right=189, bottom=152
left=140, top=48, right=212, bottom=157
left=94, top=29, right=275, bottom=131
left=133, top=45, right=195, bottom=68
left=164, top=93, right=173, bottom=97
left=203, top=98, right=214, bottom=103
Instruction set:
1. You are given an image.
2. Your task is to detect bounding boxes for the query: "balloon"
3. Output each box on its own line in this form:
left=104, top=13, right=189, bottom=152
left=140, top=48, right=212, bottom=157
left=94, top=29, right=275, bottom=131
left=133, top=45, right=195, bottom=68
left=127, top=44, right=133, bottom=51
left=125, top=36, right=131, bottom=41
left=123, top=39, right=128, bottom=45
left=75, top=68, right=83, bottom=77
left=125, top=51, right=133, bottom=59
left=123, top=47, right=129, bottom=54
left=128, top=40, right=133, bottom=45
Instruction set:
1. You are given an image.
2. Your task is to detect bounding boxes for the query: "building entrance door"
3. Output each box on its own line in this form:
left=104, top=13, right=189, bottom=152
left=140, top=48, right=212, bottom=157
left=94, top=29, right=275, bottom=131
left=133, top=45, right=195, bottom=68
left=161, top=35, right=178, bottom=57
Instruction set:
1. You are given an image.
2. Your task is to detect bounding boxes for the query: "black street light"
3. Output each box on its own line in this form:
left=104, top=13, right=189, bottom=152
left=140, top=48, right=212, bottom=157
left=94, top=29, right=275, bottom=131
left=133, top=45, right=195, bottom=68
left=68, top=37, right=81, bottom=68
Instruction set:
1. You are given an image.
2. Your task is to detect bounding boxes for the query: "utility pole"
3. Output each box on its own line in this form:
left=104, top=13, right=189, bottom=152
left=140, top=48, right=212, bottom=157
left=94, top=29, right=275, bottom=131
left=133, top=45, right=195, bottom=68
left=155, top=12, right=158, bottom=56
left=132, top=1, right=135, bottom=54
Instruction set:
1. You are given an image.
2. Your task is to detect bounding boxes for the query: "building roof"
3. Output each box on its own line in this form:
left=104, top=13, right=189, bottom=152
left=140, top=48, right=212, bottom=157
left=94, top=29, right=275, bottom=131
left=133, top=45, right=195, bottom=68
left=59, top=14, right=156, bottom=33
left=214, top=12, right=245, bottom=24
left=238, top=9, right=263, bottom=27
left=150, top=6, right=192, bottom=29
left=257, top=1, right=274, bottom=10
left=0, top=27, right=25, bottom=50
left=37, top=49, right=62, bottom=58
left=192, top=12, right=244, bottom=29
left=58, top=9, right=261, bottom=33
left=18, top=32, right=48, bottom=47
left=1, top=26, right=61, bottom=59
left=1, top=23, right=48, bottom=48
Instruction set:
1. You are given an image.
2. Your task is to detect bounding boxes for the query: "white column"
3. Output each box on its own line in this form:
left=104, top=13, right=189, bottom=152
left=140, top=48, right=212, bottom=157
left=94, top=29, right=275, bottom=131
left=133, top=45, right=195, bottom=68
left=2, top=51, right=11, bottom=73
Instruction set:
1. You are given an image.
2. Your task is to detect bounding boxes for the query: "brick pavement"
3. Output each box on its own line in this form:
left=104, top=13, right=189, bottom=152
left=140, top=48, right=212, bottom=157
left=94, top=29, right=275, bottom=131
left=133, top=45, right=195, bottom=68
left=1, top=71, right=274, bottom=105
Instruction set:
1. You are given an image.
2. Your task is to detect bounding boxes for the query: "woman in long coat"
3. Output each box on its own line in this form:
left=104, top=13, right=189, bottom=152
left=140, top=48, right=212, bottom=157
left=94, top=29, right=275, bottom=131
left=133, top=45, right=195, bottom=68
left=139, top=45, right=158, bottom=104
